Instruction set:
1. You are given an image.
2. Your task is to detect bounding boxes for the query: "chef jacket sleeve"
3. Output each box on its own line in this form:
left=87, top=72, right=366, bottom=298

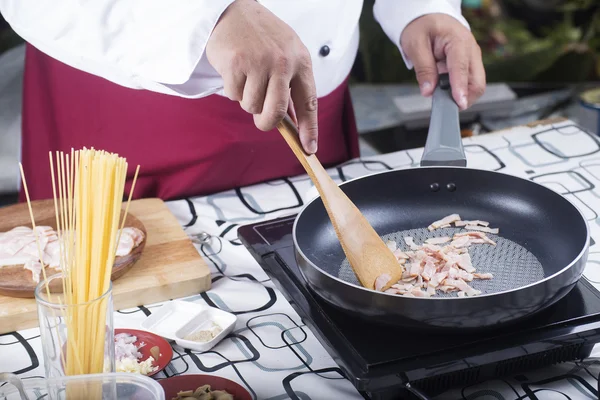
left=372, top=0, right=470, bottom=70
left=0, top=0, right=234, bottom=98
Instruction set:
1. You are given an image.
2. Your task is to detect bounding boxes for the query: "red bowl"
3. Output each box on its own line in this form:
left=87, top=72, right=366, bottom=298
left=159, top=375, right=252, bottom=400
left=114, top=328, right=173, bottom=377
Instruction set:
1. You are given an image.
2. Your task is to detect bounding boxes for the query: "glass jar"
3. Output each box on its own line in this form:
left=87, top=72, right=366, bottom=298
left=35, top=272, right=116, bottom=383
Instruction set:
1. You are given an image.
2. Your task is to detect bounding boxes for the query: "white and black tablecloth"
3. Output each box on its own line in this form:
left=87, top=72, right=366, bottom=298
left=3, top=119, right=600, bottom=399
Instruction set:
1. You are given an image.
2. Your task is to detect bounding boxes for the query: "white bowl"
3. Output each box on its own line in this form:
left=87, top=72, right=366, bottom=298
left=140, top=300, right=236, bottom=352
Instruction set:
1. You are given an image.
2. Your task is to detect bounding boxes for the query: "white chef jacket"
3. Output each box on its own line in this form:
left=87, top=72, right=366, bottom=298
left=0, top=1, right=468, bottom=99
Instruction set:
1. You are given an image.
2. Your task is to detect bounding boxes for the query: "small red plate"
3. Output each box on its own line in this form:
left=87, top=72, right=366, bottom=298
left=159, top=375, right=252, bottom=400
left=115, top=328, right=173, bottom=377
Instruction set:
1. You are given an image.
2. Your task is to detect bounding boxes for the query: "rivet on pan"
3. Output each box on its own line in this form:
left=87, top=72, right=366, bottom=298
left=446, top=183, right=457, bottom=192
left=430, top=183, right=440, bottom=192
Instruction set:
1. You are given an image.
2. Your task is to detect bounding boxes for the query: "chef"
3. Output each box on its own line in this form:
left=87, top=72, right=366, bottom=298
left=0, top=0, right=485, bottom=201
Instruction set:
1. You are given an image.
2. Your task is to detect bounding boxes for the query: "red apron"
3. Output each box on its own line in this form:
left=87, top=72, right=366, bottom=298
left=20, top=44, right=359, bottom=202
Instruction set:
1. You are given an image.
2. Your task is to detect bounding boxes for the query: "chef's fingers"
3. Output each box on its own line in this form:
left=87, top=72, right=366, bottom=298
left=240, top=73, right=268, bottom=114
left=404, top=35, right=438, bottom=97
left=287, top=90, right=298, bottom=126
left=254, top=75, right=290, bottom=131
left=445, top=37, right=470, bottom=110
left=290, top=62, right=318, bottom=154
left=223, top=71, right=246, bottom=102
left=467, top=44, right=486, bottom=108
left=436, top=60, right=448, bottom=74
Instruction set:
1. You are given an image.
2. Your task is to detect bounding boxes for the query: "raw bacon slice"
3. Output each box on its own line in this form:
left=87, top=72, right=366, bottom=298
left=411, top=288, right=431, bottom=298
left=386, top=240, right=397, bottom=252
left=421, top=259, right=437, bottom=281
left=428, top=214, right=461, bottom=231
left=457, top=253, right=475, bottom=273
left=451, top=236, right=471, bottom=248
left=455, top=220, right=490, bottom=227
left=466, top=225, right=499, bottom=234
left=454, top=231, right=496, bottom=245
left=430, top=271, right=448, bottom=288
left=425, top=237, right=451, bottom=245
left=0, top=225, right=146, bottom=283
left=393, top=249, right=409, bottom=260
left=409, top=262, right=423, bottom=277
left=373, top=216, right=497, bottom=296
left=443, top=279, right=481, bottom=297
left=404, top=237, right=419, bottom=250
left=375, top=274, right=392, bottom=292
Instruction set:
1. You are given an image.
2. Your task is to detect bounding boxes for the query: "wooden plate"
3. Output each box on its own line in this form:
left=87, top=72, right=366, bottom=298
left=115, top=328, right=173, bottom=377
left=159, top=375, right=252, bottom=400
left=0, top=199, right=147, bottom=298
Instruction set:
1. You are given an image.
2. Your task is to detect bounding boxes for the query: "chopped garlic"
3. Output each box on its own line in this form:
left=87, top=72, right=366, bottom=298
left=116, top=356, right=158, bottom=375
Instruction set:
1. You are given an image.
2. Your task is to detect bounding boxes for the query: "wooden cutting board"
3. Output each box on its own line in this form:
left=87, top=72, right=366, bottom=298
left=0, top=198, right=211, bottom=334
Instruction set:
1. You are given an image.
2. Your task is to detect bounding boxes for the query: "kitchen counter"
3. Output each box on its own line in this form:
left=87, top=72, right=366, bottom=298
left=2, top=118, right=600, bottom=399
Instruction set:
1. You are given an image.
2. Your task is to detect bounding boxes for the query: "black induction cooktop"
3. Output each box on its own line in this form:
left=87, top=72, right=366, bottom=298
left=238, top=215, right=600, bottom=399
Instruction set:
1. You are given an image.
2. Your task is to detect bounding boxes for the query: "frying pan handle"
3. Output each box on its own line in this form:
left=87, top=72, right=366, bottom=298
left=419, top=73, right=467, bottom=167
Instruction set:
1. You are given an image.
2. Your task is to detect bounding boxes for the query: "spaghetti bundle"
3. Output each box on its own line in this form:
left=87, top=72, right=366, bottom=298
left=21, top=148, right=139, bottom=395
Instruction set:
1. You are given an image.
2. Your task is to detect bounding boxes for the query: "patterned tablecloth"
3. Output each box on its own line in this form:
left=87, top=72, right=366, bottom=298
left=3, top=119, right=600, bottom=399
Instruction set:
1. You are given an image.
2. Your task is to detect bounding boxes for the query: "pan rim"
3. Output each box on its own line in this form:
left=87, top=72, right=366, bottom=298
left=292, top=165, right=590, bottom=300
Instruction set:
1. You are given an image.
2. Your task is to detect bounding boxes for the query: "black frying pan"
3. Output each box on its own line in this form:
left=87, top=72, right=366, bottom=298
left=292, top=74, right=589, bottom=330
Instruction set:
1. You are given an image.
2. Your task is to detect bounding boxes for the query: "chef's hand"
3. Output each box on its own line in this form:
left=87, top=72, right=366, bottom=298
left=206, top=0, right=318, bottom=154
left=401, top=13, right=486, bottom=110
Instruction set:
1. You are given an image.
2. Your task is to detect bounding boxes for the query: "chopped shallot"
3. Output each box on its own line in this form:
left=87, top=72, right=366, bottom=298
left=114, top=333, right=158, bottom=375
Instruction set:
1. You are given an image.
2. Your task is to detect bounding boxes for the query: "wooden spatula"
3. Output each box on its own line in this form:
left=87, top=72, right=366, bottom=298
left=276, top=115, right=403, bottom=291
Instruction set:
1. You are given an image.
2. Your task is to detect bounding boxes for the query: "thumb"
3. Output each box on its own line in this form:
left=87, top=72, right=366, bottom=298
left=290, top=71, right=318, bottom=155
left=404, top=36, right=439, bottom=97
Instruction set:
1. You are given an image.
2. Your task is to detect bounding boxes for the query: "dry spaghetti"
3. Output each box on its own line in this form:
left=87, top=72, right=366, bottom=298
left=21, top=148, right=139, bottom=397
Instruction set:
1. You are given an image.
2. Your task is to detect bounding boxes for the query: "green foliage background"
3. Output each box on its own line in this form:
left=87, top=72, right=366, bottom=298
left=355, top=0, right=600, bottom=84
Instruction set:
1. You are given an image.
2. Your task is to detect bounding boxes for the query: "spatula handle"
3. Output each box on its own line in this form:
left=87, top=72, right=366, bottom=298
left=277, top=115, right=305, bottom=157
left=420, top=73, right=467, bottom=167
left=277, top=115, right=329, bottom=186
left=276, top=115, right=404, bottom=291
